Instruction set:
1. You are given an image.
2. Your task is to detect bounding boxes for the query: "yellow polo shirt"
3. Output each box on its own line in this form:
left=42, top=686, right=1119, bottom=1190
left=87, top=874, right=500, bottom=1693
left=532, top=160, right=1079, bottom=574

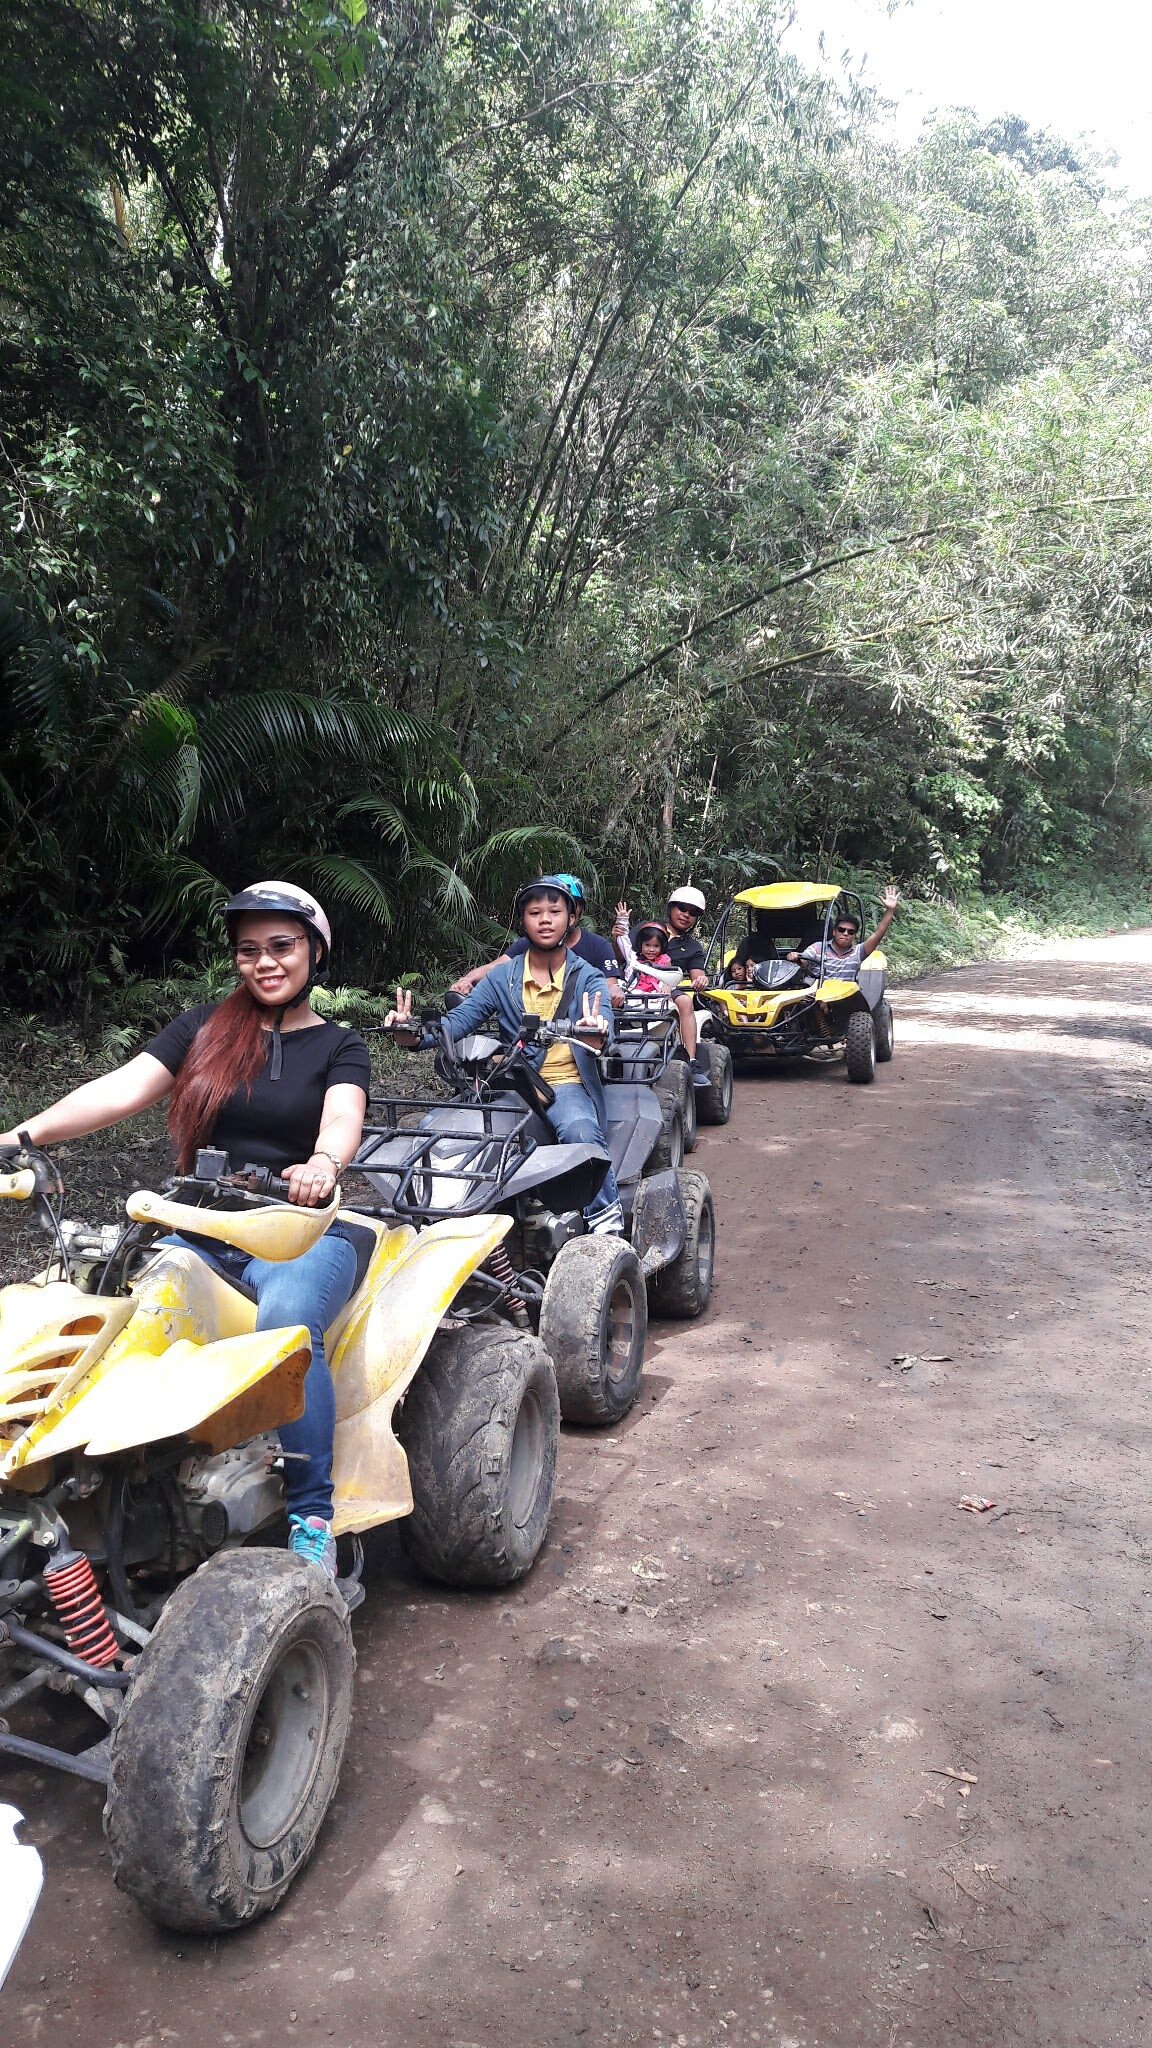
left=521, top=957, right=582, bottom=1085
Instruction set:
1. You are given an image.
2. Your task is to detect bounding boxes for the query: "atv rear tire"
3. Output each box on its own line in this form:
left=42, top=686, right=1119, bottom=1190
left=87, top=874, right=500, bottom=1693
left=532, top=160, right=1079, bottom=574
left=398, top=1325, right=558, bottom=1587
left=694, top=1040, right=734, bottom=1125
left=656, top=1060, right=696, bottom=1153
left=650, top=1171, right=715, bottom=1319
left=105, top=1549, right=354, bottom=1933
left=539, top=1235, right=648, bottom=1425
left=874, top=997, right=895, bottom=1062
left=648, top=1097, right=685, bottom=1172
left=845, top=1009, right=877, bottom=1083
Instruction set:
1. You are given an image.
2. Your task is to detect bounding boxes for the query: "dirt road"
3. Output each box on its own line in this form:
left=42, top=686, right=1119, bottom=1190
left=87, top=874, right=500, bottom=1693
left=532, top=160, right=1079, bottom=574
left=7, top=932, right=1152, bottom=2048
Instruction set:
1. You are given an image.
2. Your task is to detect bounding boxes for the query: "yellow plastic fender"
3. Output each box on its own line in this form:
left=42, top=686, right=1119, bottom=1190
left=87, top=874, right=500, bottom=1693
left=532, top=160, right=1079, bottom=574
left=125, top=1188, right=339, bottom=1262
left=704, top=985, right=815, bottom=1027
left=16, top=1327, right=311, bottom=1466
left=329, top=1213, right=512, bottom=1535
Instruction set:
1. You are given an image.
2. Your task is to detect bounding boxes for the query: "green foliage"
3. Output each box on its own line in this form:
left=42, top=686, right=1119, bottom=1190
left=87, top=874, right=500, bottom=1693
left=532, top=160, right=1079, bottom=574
left=1, top=0, right=1151, bottom=1014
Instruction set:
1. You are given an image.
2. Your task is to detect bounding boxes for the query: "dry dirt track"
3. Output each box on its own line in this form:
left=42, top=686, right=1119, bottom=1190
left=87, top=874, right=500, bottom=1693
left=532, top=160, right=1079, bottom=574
left=8, top=930, right=1152, bottom=2048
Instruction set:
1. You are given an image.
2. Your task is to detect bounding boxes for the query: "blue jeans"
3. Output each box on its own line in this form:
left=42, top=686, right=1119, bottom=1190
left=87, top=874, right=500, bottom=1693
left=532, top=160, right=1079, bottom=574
left=158, top=1230, right=357, bottom=1523
left=546, top=1083, right=621, bottom=1220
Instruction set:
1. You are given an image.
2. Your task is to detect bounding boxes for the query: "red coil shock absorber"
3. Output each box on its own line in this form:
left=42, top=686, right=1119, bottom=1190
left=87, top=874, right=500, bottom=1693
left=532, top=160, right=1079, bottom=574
left=43, top=1549, right=119, bottom=1669
left=487, top=1242, right=529, bottom=1328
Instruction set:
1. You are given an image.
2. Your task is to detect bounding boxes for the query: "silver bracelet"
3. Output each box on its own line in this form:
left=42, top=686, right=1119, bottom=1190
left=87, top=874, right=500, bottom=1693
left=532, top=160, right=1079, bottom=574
left=312, top=1150, right=345, bottom=1177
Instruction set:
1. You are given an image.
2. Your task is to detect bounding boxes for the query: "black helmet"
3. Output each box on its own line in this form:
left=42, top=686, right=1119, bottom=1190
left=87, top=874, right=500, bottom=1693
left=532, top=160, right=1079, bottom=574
left=513, top=875, right=582, bottom=926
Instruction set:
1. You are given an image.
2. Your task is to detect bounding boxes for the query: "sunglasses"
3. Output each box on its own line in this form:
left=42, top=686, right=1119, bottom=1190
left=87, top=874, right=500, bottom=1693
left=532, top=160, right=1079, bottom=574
left=834, top=924, right=858, bottom=936
left=235, top=935, right=304, bottom=964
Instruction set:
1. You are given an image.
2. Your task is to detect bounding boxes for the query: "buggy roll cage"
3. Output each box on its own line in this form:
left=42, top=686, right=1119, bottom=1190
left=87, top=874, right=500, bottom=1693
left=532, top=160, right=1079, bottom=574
left=703, top=888, right=868, bottom=982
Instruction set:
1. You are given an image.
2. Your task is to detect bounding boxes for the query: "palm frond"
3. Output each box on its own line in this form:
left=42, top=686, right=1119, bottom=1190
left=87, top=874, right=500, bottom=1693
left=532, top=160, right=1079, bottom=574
left=197, top=692, right=460, bottom=829
left=334, top=794, right=413, bottom=852
left=140, top=855, right=229, bottom=934
left=462, top=823, right=590, bottom=878
left=399, top=854, right=478, bottom=922
left=290, top=855, right=395, bottom=928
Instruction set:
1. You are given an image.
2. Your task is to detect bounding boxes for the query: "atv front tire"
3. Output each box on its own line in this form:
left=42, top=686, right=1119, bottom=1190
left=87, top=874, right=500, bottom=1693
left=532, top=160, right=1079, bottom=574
left=398, top=1325, right=559, bottom=1587
left=656, top=1060, right=697, bottom=1153
left=845, top=1009, right=877, bottom=1083
left=650, top=1170, right=715, bottom=1319
left=874, top=997, right=895, bottom=1062
left=539, top=1235, right=648, bottom=1425
left=106, top=1549, right=354, bottom=1933
left=694, top=1040, right=734, bottom=1125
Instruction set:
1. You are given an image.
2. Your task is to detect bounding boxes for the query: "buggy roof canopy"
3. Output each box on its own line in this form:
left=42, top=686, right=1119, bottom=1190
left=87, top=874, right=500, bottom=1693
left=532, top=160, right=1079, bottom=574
left=733, top=883, right=840, bottom=911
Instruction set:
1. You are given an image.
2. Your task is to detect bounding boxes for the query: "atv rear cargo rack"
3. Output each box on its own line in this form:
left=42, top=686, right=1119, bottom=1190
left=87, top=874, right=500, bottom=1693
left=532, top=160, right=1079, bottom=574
left=600, top=995, right=681, bottom=1085
left=355, top=1097, right=536, bottom=1220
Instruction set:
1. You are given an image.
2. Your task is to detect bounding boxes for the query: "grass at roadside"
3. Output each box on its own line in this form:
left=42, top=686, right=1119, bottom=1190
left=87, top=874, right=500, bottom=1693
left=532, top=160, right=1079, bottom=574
left=878, top=877, right=1151, bottom=983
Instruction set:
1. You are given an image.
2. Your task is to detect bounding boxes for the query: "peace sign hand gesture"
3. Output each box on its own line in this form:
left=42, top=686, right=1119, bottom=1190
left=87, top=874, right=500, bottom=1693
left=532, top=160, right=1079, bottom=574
left=576, top=990, right=608, bottom=1038
left=383, top=986, right=421, bottom=1045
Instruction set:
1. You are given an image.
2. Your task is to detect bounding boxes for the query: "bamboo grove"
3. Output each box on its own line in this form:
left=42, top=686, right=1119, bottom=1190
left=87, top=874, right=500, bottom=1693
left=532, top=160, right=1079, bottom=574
left=3, top=0, right=1152, bottom=1000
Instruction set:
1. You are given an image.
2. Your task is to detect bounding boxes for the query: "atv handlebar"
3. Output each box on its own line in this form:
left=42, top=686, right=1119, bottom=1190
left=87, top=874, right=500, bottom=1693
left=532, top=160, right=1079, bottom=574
left=0, top=1143, right=62, bottom=1203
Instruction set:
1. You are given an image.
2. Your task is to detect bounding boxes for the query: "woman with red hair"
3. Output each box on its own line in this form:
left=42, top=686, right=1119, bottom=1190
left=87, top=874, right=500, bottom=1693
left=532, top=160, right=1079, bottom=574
left=0, top=882, right=370, bottom=1592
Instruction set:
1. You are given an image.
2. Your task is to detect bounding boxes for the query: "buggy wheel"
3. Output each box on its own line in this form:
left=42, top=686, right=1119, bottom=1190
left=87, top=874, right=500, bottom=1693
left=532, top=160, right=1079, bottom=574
left=651, top=1171, right=715, bottom=1319
left=539, top=1236, right=648, bottom=1426
left=656, top=1060, right=697, bottom=1152
left=695, top=1040, right=734, bottom=1124
left=874, top=997, right=895, bottom=1062
left=845, top=1009, right=877, bottom=1083
left=398, top=1325, right=559, bottom=1587
left=648, top=1097, right=685, bottom=1172
left=105, top=1549, right=354, bottom=1933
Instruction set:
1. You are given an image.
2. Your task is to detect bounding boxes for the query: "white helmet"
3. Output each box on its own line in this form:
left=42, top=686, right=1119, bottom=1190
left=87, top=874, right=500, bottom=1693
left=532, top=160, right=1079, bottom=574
left=224, top=880, right=332, bottom=957
left=667, top=884, right=706, bottom=915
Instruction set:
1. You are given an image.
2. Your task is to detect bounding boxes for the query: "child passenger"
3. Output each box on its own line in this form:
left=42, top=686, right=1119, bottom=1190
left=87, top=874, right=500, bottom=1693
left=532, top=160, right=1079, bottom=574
left=613, top=908, right=682, bottom=996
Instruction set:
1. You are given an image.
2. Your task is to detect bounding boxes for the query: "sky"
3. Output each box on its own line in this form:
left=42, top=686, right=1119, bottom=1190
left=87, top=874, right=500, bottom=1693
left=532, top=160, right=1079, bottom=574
left=784, top=0, right=1152, bottom=197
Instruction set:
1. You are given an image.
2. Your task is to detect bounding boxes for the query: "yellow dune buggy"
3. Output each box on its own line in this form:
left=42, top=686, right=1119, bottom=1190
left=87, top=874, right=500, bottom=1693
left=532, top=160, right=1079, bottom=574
left=0, top=1144, right=558, bottom=1931
left=699, top=882, right=894, bottom=1082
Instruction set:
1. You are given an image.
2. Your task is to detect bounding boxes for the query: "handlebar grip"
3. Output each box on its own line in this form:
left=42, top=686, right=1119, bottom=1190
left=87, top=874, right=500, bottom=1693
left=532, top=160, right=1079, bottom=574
left=0, top=1168, right=36, bottom=1202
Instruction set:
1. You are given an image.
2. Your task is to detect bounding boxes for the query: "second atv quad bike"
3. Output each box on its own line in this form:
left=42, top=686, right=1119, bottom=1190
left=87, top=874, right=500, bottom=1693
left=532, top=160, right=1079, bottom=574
left=699, top=883, right=895, bottom=1083
left=603, top=990, right=733, bottom=1154
left=356, top=1011, right=717, bottom=1430
left=0, top=1143, right=558, bottom=1933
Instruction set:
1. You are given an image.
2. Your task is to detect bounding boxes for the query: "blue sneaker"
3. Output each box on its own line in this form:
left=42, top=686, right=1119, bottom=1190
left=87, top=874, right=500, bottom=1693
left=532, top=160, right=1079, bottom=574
left=288, top=1514, right=337, bottom=1579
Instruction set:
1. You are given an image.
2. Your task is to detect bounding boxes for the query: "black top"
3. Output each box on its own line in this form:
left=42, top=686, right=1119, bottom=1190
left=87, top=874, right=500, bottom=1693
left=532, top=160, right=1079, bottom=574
left=146, top=1005, right=371, bottom=1172
left=507, top=931, right=620, bottom=976
left=663, top=931, right=706, bottom=977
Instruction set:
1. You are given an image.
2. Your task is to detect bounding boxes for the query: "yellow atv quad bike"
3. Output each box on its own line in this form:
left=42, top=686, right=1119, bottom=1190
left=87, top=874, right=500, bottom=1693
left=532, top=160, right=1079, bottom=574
left=0, top=1143, right=559, bottom=1933
left=699, top=883, right=894, bottom=1083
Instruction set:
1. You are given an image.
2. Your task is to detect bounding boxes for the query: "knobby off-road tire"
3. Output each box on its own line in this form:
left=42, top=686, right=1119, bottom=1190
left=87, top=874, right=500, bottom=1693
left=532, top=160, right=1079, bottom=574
left=650, top=1170, right=715, bottom=1320
left=648, top=1096, right=685, bottom=1172
left=539, top=1235, right=648, bottom=1426
left=105, top=1549, right=354, bottom=1933
left=845, top=1008, right=877, bottom=1083
left=694, top=1040, right=734, bottom=1125
left=874, top=997, right=895, bottom=1063
left=398, top=1325, right=559, bottom=1587
left=655, top=1059, right=697, bottom=1153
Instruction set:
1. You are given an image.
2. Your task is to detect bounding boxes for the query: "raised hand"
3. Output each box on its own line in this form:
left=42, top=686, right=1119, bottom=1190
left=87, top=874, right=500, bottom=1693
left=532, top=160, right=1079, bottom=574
left=576, top=989, right=608, bottom=1037
left=382, top=985, right=414, bottom=1031
left=614, top=899, right=631, bottom=932
left=882, top=884, right=901, bottom=913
